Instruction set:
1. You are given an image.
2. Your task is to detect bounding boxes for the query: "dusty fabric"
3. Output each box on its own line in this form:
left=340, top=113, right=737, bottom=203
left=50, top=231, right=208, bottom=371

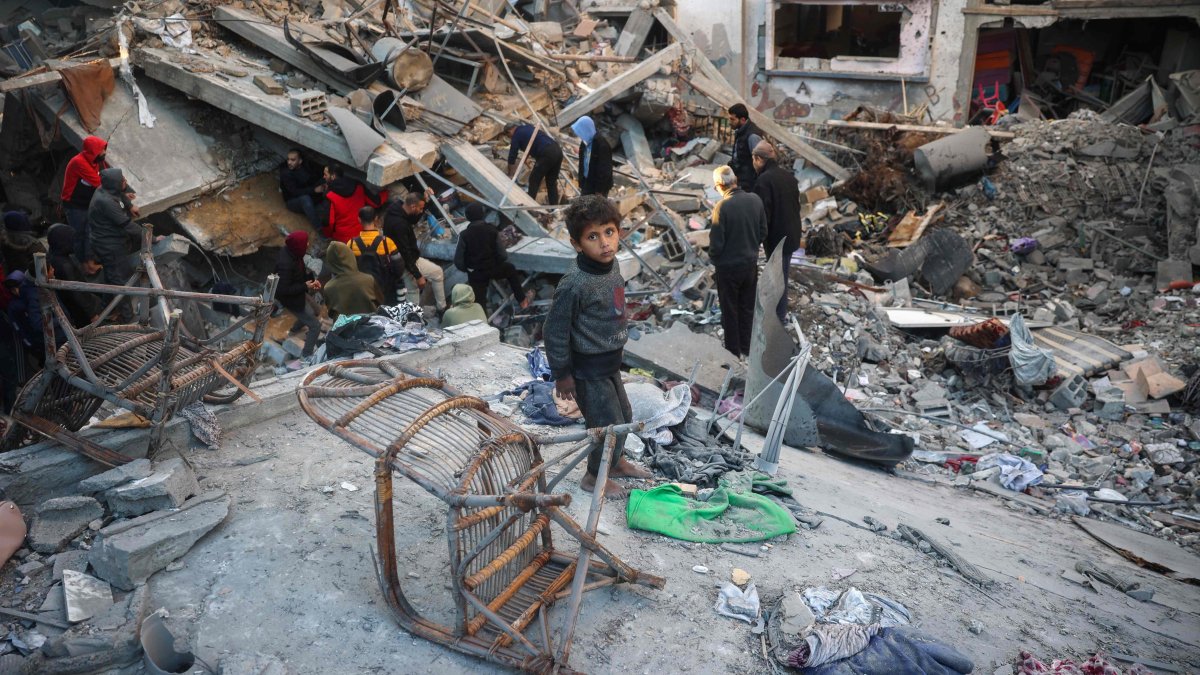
left=1018, top=651, right=1152, bottom=675
left=794, top=627, right=973, bottom=675
left=626, top=474, right=797, bottom=543
left=180, top=402, right=221, bottom=450
left=644, top=413, right=752, bottom=487
left=788, top=623, right=880, bottom=668
left=57, top=61, right=116, bottom=133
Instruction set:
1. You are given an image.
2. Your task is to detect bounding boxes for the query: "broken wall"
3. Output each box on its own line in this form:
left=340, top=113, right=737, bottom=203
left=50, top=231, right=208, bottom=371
left=671, top=0, right=965, bottom=124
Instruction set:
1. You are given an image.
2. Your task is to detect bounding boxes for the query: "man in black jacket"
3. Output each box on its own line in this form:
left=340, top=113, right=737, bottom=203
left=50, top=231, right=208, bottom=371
left=727, top=103, right=763, bottom=194
left=382, top=190, right=446, bottom=312
left=710, top=166, right=766, bottom=358
left=279, top=149, right=325, bottom=229
left=570, top=116, right=613, bottom=197
left=454, top=203, right=526, bottom=314
left=751, top=141, right=802, bottom=322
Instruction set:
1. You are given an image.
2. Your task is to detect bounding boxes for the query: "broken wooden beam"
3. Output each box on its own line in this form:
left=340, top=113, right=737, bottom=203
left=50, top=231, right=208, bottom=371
left=825, top=119, right=1015, bottom=139
left=653, top=8, right=848, bottom=181
left=440, top=140, right=547, bottom=237
left=557, top=42, right=682, bottom=127
left=613, top=7, right=655, bottom=58
left=0, top=58, right=122, bottom=93
left=137, top=48, right=435, bottom=186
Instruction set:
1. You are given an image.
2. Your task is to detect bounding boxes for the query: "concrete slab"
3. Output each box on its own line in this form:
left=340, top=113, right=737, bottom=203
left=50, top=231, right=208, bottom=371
left=62, top=569, right=114, bottom=623
left=30, top=496, right=104, bottom=553
left=31, top=80, right=228, bottom=216
left=624, top=321, right=741, bottom=394
left=173, top=172, right=314, bottom=256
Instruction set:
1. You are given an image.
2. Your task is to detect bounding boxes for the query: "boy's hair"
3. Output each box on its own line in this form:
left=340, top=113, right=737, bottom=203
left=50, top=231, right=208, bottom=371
left=564, top=195, right=621, bottom=242
left=358, top=206, right=377, bottom=225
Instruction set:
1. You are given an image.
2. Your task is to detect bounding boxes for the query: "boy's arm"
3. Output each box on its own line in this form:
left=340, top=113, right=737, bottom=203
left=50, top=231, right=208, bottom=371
left=543, top=280, right=577, bottom=396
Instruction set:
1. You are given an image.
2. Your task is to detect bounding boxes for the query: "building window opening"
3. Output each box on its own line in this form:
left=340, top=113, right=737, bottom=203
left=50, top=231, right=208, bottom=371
left=774, top=3, right=903, bottom=62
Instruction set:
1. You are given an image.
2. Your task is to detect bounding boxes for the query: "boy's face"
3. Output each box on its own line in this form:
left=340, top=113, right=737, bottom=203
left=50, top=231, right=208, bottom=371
left=571, top=221, right=619, bottom=264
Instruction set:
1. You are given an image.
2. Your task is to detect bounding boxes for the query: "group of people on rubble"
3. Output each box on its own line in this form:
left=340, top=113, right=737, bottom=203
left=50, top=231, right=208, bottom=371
left=272, top=147, right=543, bottom=364
left=0, top=135, right=153, bottom=414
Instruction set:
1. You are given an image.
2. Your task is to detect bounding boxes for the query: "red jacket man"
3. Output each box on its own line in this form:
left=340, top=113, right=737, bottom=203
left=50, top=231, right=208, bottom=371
left=322, top=166, right=386, bottom=243
left=60, top=136, right=112, bottom=259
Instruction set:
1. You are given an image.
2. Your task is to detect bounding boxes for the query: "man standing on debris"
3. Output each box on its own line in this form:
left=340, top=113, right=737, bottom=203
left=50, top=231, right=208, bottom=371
left=751, top=141, right=802, bottom=322
left=321, top=241, right=382, bottom=318
left=727, top=103, right=763, bottom=193
left=571, top=116, right=613, bottom=198
left=383, top=190, right=447, bottom=313
left=322, top=165, right=387, bottom=244
left=349, top=206, right=404, bottom=305
left=507, top=123, right=563, bottom=205
left=544, top=195, right=653, bottom=498
left=454, top=203, right=528, bottom=315
left=60, top=135, right=113, bottom=261
left=710, top=166, right=767, bottom=359
left=279, top=149, right=325, bottom=230
left=88, top=168, right=148, bottom=289
left=274, top=231, right=322, bottom=359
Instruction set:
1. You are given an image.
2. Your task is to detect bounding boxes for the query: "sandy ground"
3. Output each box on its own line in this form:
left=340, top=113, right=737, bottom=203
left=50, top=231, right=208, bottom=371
left=145, top=344, right=1200, bottom=674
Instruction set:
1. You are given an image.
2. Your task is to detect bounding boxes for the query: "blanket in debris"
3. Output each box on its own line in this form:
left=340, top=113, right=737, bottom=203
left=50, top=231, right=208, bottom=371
left=626, top=472, right=797, bottom=543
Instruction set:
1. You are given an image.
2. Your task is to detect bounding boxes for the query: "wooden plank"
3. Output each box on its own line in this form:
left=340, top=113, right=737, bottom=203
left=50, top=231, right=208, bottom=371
left=613, top=7, right=654, bottom=58
left=825, top=119, right=1016, bottom=139
left=136, top=48, right=429, bottom=187
left=0, top=58, right=122, bottom=93
left=653, top=8, right=849, bottom=181
left=440, top=140, right=546, bottom=237
left=557, top=42, right=682, bottom=126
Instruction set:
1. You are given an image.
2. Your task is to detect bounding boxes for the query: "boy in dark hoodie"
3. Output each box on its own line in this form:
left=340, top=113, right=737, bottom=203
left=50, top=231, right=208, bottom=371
left=46, top=223, right=101, bottom=327
left=2, top=212, right=46, bottom=274
left=543, top=195, right=651, bottom=498
left=453, top=203, right=526, bottom=314
left=274, top=231, right=322, bottom=357
left=60, top=135, right=112, bottom=260
left=322, top=241, right=382, bottom=318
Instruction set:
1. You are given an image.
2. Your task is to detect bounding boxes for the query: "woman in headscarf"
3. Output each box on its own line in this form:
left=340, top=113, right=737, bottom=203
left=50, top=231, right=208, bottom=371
left=274, top=231, right=322, bottom=359
left=570, top=115, right=613, bottom=197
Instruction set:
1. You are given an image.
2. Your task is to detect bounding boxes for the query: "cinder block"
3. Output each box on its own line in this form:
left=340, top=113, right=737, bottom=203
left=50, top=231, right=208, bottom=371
left=1050, top=374, right=1088, bottom=411
left=289, top=90, right=328, bottom=116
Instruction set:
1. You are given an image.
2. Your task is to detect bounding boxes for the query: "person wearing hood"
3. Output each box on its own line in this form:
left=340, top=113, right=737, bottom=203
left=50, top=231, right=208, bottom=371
left=751, top=141, right=802, bottom=322
left=709, top=166, right=766, bottom=359
left=46, top=223, right=101, bottom=327
left=275, top=231, right=322, bottom=357
left=453, top=203, right=526, bottom=314
left=61, top=135, right=120, bottom=260
left=1, top=212, right=46, bottom=274
left=322, top=241, right=382, bottom=318
left=322, top=165, right=387, bottom=244
left=5, top=270, right=47, bottom=366
left=570, top=116, right=613, bottom=198
left=87, top=167, right=146, bottom=288
left=442, top=284, right=487, bottom=328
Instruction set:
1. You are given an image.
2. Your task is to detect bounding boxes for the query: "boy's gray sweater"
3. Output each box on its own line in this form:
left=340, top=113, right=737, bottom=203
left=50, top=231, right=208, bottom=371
left=543, top=254, right=627, bottom=381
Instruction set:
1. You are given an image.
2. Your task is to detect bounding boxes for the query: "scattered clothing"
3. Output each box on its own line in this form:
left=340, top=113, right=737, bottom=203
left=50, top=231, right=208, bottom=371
left=56, top=61, right=115, bottom=133
left=800, top=587, right=911, bottom=628
left=789, top=623, right=880, bottom=669
left=794, top=627, right=973, bottom=675
left=1017, top=651, right=1152, bottom=675
left=322, top=241, right=382, bottom=318
left=715, top=582, right=760, bottom=624
left=504, top=380, right=578, bottom=426
left=644, top=412, right=751, bottom=487
left=442, top=283, right=486, bottom=327
left=626, top=473, right=797, bottom=543
left=976, top=452, right=1044, bottom=491
left=571, top=116, right=613, bottom=197
left=526, top=345, right=552, bottom=381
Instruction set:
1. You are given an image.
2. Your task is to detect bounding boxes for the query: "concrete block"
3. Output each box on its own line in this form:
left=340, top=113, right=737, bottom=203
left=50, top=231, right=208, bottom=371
left=253, top=74, right=285, bottom=95
left=31, top=496, right=104, bottom=554
left=76, top=458, right=153, bottom=494
left=289, top=90, right=327, bottom=116
left=106, top=458, right=199, bottom=517
left=1155, top=259, right=1193, bottom=289
left=53, top=549, right=91, bottom=581
left=1050, top=374, right=1087, bottom=411
left=89, top=491, right=230, bottom=591
left=1093, top=386, right=1125, bottom=421
left=62, top=569, right=113, bottom=623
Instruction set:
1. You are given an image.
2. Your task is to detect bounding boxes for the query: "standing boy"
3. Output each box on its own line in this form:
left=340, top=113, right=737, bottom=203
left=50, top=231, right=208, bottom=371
left=543, top=195, right=651, bottom=497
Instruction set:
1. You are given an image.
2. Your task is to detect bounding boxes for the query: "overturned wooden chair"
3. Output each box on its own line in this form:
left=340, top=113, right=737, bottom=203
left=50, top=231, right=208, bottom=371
left=297, top=360, right=664, bottom=674
left=1, top=231, right=277, bottom=463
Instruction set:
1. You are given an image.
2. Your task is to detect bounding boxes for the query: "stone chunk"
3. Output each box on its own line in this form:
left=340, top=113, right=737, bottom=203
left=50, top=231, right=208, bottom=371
left=31, top=496, right=104, bottom=553
left=253, top=74, right=285, bottom=95
left=53, top=549, right=91, bottom=581
left=89, top=491, right=230, bottom=591
left=107, top=458, right=199, bottom=517
left=77, top=458, right=153, bottom=494
left=62, top=569, right=113, bottom=623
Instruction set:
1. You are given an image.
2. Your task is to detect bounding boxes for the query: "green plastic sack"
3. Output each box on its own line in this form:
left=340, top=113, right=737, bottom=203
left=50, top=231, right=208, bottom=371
left=626, top=478, right=797, bottom=544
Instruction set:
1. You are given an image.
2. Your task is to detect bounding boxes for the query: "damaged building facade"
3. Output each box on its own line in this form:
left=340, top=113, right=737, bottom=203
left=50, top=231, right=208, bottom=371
left=617, top=0, right=1200, bottom=125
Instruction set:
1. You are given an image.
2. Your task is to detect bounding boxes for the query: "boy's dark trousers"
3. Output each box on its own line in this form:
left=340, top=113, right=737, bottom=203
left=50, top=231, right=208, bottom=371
left=715, top=263, right=758, bottom=357
left=573, top=373, right=632, bottom=475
